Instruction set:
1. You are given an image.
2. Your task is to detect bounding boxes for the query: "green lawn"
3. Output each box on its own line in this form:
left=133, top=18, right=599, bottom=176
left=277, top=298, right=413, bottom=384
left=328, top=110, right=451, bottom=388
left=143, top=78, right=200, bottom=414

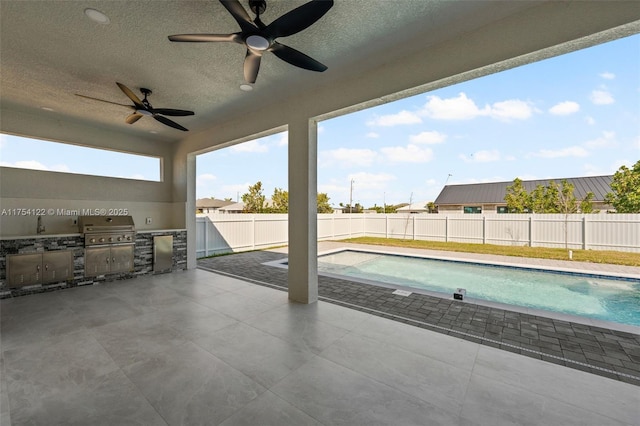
left=338, top=237, right=640, bottom=267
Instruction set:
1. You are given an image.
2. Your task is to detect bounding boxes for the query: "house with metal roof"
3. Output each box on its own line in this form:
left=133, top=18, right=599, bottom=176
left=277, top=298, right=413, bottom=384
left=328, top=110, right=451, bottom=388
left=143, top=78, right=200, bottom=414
left=434, top=175, right=613, bottom=214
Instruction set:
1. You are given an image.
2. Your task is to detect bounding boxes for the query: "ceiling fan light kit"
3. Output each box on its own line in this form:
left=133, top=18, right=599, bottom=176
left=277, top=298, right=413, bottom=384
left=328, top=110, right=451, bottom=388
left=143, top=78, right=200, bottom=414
left=168, top=0, right=334, bottom=83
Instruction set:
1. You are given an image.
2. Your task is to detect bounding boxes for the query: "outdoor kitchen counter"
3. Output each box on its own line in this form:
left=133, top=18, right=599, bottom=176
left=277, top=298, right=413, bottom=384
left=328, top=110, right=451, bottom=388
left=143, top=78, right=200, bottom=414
left=0, top=229, right=187, bottom=297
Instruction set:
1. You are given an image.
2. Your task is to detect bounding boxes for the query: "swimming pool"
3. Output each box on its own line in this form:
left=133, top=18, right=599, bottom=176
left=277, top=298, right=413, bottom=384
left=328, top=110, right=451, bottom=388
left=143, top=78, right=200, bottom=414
left=317, top=250, right=640, bottom=326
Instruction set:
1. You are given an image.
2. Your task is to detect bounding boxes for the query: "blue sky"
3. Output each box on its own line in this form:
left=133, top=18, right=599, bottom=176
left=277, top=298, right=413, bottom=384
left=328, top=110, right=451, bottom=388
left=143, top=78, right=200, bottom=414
left=2, top=34, right=639, bottom=208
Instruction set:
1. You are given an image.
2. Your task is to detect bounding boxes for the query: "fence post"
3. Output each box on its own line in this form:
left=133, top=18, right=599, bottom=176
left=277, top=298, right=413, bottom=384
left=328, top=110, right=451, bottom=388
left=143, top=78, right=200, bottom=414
left=252, top=215, right=256, bottom=250
left=445, top=216, right=449, bottom=242
left=529, top=216, right=533, bottom=247
left=482, top=216, right=486, bottom=244
left=413, top=215, right=416, bottom=240
left=204, top=217, right=209, bottom=256
left=385, top=214, right=389, bottom=239
left=582, top=216, right=587, bottom=250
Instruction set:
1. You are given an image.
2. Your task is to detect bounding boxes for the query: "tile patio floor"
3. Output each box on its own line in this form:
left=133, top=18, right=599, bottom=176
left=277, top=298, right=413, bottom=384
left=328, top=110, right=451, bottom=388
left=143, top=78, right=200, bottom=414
left=1, top=254, right=639, bottom=425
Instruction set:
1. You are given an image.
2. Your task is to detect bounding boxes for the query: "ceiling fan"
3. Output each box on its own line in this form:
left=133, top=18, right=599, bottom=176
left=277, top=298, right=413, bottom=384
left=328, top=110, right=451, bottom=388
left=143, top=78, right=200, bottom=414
left=168, top=0, right=334, bottom=83
left=76, top=82, right=195, bottom=131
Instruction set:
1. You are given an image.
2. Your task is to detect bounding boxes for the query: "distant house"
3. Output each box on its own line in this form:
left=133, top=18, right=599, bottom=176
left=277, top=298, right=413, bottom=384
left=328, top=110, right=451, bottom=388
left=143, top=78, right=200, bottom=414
left=396, top=202, right=430, bottom=214
left=217, top=201, right=245, bottom=214
left=196, top=198, right=234, bottom=213
left=434, top=175, right=613, bottom=214
left=216, top=199, right=279, bottom=214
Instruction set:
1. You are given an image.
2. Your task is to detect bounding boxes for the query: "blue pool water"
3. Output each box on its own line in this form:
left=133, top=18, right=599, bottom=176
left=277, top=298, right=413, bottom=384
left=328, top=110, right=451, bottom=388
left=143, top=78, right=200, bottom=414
left=317, top=250, right=640, bottom=326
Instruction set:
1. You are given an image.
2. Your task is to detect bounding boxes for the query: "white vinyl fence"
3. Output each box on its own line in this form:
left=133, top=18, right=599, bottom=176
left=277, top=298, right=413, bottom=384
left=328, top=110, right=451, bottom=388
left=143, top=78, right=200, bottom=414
left=196, top=213, right=640, bottom=257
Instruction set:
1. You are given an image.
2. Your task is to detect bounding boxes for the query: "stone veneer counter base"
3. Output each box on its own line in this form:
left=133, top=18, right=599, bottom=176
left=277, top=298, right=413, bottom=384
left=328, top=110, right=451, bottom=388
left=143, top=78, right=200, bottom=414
left=0, top=230, right=187, bottom=298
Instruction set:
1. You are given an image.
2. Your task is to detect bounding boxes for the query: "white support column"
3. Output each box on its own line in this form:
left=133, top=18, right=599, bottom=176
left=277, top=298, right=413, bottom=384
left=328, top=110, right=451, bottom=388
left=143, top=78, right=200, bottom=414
left=288, top=118, right=318, bottom=304
left=186, top=153, right=197, bottom=269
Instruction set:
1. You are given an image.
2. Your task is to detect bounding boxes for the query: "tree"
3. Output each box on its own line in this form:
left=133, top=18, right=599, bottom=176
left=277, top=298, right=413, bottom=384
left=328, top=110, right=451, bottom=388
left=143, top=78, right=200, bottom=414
left=556, top=180, right=578, bottom=214
left=317, top=193, right=333, bottom=213
left=270, top=187, right=288, bottom=213
left=504, top=178, right=531, bottom=212
left=530, top=184, right=553, bottom=213
left=507, top=178, right=594, bottom=214
left=426, top=201, right=437, bottom=213
left=580, top=192, right=595, bottom=213
left=242, top=181, right=266, bottom=213
left=605, top=160, right=640, bottom=213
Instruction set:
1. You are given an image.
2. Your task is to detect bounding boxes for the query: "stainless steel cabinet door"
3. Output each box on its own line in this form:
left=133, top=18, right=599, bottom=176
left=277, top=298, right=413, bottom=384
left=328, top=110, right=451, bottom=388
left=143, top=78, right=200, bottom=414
left=110, top=245, right=134, bottom=274
left=85, top=247, right=111, bottom=277
left=7, top=253, right=42, bottom=287
left=42, top=251, right=73, bottom=283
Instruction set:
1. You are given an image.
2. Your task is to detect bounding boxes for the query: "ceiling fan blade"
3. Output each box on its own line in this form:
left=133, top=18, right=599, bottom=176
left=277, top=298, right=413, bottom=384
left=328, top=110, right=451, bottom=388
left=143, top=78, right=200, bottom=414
left=75, top=94, right=133, bottom=108
left=269, top=42, right=327, bottom=72
left=265, top=0, right=334, bottom=39
left=152, top=108, right=195, bottom=117
left=168, top=33, right=242, bottom=43
left=244, top=49, right=262, bottom=83
left=154, top=115, right=189, bottom=131
left=126, top=113, right=143, bottom=124
left=116, top=82, right=145, bottom=109
left=219, top=0, right=256, bottom=33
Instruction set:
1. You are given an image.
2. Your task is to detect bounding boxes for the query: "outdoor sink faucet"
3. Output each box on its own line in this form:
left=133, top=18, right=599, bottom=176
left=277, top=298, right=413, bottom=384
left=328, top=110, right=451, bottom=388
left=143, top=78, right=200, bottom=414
left=37, top=215, right=45, bottom=234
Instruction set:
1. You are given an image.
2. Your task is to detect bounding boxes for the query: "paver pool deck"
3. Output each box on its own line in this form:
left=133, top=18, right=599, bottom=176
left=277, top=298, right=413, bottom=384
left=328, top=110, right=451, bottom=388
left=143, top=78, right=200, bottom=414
left=198, top=241, right=640, bottom=385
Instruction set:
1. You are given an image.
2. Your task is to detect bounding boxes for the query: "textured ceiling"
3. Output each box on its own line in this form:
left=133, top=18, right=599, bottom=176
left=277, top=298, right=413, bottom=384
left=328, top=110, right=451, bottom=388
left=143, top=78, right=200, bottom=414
left=0, top=0, right=547, bottom=144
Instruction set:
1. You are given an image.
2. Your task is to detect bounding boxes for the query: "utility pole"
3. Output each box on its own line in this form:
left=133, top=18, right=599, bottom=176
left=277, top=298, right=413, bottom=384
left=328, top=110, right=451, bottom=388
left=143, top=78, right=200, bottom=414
left=349, top=179, right=354, bottom=214
left=445, top=173, right=452, bottom=185
left=383, top=191, right=386, bottom=214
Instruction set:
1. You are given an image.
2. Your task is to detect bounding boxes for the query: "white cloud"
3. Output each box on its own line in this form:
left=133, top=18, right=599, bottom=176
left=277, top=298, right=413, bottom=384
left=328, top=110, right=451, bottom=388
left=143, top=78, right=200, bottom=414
left=584, top=131, right=617, bottom=149
left=317, top=126, right=325, bottom=134
left=0, top=160, right=70, bottom=172
left=459, top=149, right=501, bottom=163
left=380, top=144, right=433, bottom=163
left=196, top=173, right=217, bottom=186
left=529, top=146, right=590, bottom=158
left=366, top=132, right=380, bottom=138
left=222, top=183, right=253, bottom=195
left=488, top=99, right=533, bottom=121
left=319, top=148, right=378, bottom=167
left=599, top=72, right=615, bottom=80
left=548, top=101, right=580, bottom=116
left=409, top=131, right=447, bottom=145
left=420, top=93, right=487, bottom=120
left=590, top=89, right=614, bottom=105
left=275, top=133, right=288, bottom=147
left=420, top=92, right=533, bottom=121
left=230, top=139, right=268, bottom=153
left=584, top=116, right=596, bottom=125
left=347, top=172, right=396, bottom=189
left=610, top=159, right=634, bottom=171
left=367, top=110, right=422, bottom=127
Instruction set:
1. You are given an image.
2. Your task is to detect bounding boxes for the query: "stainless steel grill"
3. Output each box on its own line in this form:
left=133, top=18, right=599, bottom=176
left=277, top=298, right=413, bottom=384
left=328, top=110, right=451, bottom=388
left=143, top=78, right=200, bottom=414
left=79, top=215, right=135, bottom=247
left=78, top=216, right=135, bottom=277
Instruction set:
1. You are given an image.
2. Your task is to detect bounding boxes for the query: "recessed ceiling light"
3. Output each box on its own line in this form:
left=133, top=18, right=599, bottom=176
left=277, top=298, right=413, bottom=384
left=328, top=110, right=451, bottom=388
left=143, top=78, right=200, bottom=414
left=240, top=84, right=253, bottom=92
left=41, top=107, right=54, bottom=111
left=149, top=130, right=158, bottom=134
left=84, top=8, right=110, bottom=24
